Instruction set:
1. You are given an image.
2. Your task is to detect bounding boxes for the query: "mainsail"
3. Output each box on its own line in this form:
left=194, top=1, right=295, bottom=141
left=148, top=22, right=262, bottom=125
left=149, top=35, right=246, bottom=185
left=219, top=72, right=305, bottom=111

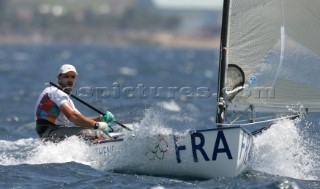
left=220, top=0, right=320, bottom=114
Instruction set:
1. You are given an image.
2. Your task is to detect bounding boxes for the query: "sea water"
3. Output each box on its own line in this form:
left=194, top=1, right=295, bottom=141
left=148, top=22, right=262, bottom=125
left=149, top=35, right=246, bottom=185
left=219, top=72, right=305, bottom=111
left=1, top=44, right=320, bottom=188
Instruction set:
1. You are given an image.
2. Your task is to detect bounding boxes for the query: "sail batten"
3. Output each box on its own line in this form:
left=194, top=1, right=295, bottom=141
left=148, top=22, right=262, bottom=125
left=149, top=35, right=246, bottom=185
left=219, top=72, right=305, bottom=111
left=225, top=0, right=320, bottom=113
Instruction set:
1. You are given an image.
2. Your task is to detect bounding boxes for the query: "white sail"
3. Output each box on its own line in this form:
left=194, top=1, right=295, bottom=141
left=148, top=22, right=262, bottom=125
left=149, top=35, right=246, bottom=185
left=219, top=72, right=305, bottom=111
left=224, top=0, right=320, bottom=113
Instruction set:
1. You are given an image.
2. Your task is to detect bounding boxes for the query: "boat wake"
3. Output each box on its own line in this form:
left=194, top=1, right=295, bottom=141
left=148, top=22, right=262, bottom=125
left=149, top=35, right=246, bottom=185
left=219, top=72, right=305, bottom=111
left=250, top=117, right=320, bottom=180
left=0, top=136, right=95, bottom=166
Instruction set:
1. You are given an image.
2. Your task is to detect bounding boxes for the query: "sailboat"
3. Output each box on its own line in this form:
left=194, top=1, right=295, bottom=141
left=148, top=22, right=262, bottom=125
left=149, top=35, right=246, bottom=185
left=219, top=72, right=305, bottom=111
left=90, top=0, right=254, bottom=179
left=75, top=0, right=320, bottom=179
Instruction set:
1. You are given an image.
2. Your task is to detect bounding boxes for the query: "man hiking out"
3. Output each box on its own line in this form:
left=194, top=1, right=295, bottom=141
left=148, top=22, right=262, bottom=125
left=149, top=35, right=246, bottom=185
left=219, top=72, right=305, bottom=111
left=34, top=64, right=114, bottom=142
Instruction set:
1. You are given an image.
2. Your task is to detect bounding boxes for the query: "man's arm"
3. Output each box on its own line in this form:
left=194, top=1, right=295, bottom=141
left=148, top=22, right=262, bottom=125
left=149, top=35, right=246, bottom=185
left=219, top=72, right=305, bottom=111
left=60, top=102, right=97, bottom=128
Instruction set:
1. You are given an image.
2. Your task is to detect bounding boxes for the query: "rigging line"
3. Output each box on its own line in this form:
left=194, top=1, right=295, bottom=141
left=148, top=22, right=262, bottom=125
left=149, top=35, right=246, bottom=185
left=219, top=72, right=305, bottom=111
left=217, top=113, right=299, bottom=127
left=229, top=114, right=282, bottom=124
left=229, top=116, right=240, bottom=125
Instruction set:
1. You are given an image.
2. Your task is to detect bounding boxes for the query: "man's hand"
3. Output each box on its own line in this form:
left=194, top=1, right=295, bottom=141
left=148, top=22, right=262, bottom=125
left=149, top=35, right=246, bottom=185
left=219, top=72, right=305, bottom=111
left=100, top=111, right=115, bottom=126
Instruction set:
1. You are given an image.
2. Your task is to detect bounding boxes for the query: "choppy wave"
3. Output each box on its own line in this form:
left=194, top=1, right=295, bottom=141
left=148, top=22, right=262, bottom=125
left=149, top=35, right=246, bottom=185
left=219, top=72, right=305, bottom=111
left=250, top=117, right=320, bottom=180
left=0, top=137, right=94, bottom=166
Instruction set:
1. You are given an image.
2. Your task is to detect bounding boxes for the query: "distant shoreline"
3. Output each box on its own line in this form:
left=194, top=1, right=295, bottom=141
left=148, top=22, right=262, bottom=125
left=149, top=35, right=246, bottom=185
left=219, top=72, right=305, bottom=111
left=151, top=33, right=220, bottom=49
left=0, top=33, right=220, bottom=49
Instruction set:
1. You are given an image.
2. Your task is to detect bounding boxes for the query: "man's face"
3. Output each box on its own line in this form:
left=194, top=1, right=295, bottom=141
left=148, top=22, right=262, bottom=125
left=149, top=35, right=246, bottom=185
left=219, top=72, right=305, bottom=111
left=58, top=71, right=77, bottom=91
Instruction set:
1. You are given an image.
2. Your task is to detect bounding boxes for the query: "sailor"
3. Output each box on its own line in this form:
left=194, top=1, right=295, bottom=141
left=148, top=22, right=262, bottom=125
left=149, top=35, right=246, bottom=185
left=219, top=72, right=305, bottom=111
left=34, top=64, right=114, bottom=142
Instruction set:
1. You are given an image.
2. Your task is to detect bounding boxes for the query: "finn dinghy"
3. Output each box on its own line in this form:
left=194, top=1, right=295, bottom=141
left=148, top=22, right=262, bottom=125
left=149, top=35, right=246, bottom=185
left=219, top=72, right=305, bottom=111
left=56, top=0, right=320, bottom=179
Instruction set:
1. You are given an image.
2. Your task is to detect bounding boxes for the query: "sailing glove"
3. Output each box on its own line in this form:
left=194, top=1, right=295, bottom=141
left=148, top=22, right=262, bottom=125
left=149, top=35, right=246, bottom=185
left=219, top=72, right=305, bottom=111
left=94, top=122, right=112, bottom=135
left=100, top=111, right=115, bottom=127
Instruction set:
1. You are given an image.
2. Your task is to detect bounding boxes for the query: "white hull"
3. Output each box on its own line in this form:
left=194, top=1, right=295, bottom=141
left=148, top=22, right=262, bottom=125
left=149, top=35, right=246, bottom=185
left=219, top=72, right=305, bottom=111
left=93, top=126, right=253, bottom=179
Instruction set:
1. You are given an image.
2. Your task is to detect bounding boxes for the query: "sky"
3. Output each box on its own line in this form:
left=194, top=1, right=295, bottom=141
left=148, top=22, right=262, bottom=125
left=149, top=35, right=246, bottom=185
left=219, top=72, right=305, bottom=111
left=152, top=0, right=223, bottom=10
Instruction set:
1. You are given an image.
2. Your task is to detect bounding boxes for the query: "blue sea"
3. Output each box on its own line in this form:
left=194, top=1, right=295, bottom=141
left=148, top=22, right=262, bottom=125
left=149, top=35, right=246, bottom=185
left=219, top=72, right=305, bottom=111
left=1, top=44, right=320, bottom=188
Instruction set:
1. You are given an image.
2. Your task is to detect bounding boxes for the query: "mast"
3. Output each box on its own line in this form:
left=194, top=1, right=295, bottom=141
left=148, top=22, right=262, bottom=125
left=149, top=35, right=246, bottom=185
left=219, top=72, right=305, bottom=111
left=216, top=0, right=230, bottom=125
